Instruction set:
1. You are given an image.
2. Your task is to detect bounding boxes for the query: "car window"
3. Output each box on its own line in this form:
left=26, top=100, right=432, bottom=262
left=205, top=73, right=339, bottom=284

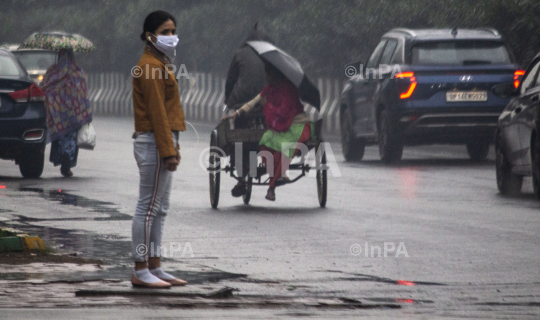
left=12, top=51, right=56, bottom=71
left=365, top=40, right=387, bottom=70
left=533, top=65, right=540, bottom=89
left=0, top=55, right=22, bottom=77
left=390, top=41, right=404, bottom=64
left=379, top=40, right=398, bottom=65
left=411, top=41, right=511, bottom=65
left=521, top=61, right=540, bottom=95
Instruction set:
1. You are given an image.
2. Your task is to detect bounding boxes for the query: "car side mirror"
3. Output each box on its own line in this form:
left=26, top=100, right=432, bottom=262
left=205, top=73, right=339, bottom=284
left=345, top=61, right=362, bottom=78
left=493, top=83, right=519, bottom=98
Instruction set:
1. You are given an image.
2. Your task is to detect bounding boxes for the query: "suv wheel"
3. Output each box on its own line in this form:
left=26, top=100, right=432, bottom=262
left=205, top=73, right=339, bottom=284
left=378, top=110, right=403, bottom=163
left=495, top=133, right=522, bottom=195
left=341, top=108, right=365, bottom=161
left=466, top=141, right=490, bottom=162
left=19, top=147, right=45, bottom=179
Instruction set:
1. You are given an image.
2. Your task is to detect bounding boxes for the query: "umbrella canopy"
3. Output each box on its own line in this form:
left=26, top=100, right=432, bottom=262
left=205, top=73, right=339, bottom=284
left=19, top=32, right=96, bottom=52
left=246, top=41, right=320, bottom=110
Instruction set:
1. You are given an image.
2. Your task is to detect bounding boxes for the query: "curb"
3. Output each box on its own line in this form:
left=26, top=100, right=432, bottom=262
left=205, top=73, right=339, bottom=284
left=0, top=227, right=45, bottom=253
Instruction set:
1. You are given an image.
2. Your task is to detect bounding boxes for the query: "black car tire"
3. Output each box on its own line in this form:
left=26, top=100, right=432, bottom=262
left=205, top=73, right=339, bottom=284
left=495, top=134, right=522, bottom=195
left=378, top=110, right=403, bottom=163
left=19, top=148, right=45, bottom=179
left=466, top=141, right=490, bottom=162
left=340, top=108, right=365, bottom=161
left=531, top=136, right=540, bottom=199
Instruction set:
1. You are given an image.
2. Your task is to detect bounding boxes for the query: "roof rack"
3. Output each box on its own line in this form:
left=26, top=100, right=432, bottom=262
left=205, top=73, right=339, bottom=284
left=477, top=28, right=499, bottom=36
left=390, top=28, right=416, bottom=37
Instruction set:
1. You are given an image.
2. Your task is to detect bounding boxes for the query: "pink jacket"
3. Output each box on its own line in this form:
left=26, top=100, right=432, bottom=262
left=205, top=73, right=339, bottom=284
left=261, top=80, right=304, bottom=132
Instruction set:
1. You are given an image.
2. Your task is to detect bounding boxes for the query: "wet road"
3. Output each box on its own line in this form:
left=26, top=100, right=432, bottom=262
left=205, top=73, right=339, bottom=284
left=1, top=116, right=540, bottom=318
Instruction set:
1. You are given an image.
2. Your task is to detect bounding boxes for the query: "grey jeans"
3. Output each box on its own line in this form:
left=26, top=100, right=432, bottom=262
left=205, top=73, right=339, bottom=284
left=131, top=132, right=178, bottom=262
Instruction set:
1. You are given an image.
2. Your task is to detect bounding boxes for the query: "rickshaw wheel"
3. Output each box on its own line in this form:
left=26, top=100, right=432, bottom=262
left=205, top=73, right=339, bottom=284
left=209, top=133, right=221, bottom=209
left=242, top=177, right=253, bottom=205
left=316, top=148, right=327, bottom=208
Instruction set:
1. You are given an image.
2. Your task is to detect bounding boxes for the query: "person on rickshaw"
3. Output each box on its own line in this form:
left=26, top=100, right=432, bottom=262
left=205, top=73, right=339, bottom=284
left=227, top=62, right=315, bottom=201
left=224, top=23, right=274, bottom=198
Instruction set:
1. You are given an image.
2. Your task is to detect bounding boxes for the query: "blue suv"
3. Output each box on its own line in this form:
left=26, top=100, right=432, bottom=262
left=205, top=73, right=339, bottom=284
left=340, top=28, right=522, bottom=163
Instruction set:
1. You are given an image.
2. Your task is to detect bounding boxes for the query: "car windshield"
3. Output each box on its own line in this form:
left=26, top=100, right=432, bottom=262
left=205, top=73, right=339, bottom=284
left=12, top=51, right=56, bottom=71
left=411, top=41, right=511, bottom=65
left=0, top=55, right=23, bottom=77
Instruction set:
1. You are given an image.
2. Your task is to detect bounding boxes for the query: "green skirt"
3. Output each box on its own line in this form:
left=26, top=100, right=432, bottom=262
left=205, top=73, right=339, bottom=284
left=259, top=122, right=315, bottom=158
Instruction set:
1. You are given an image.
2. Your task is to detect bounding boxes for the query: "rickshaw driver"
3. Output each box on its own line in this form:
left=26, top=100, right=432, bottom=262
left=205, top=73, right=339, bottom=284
left=224, top=24, right=274, bottom=198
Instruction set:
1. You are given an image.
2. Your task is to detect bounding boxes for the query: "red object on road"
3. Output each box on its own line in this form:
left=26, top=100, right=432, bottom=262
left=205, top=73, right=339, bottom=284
left=397, top=280, right=415, bottom=286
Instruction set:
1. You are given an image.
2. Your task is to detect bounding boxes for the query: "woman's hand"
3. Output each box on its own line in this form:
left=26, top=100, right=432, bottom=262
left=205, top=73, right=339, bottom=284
left=221, top=109, right=242, bottom=121
left=165, top=153, right=180, bottom=171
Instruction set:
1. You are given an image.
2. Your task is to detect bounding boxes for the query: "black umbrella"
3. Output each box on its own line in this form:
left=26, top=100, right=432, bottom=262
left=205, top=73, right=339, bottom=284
left=246, top=41, right=320, bottom=110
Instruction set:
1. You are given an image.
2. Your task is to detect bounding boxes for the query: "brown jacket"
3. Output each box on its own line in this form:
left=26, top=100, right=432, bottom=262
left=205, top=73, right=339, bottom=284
left=133, top=48, right=186, bottom=158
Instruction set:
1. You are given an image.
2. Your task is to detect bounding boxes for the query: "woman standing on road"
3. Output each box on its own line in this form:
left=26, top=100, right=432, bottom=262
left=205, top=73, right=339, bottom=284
left=131, top=10, right=187, bottom=288
left=41, top=49, right=92, bottom=177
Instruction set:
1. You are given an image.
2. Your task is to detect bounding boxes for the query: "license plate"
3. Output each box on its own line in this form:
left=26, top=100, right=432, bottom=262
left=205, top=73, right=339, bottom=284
left=446, top=91, right=488, bottom=102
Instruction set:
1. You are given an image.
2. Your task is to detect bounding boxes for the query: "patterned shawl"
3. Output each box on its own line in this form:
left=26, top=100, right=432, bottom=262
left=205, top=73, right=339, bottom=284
left=41, top=49, right=92, bottom=143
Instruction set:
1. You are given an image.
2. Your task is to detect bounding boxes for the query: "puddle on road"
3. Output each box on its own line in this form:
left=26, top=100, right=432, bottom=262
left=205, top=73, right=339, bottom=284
left=18, top=187, right=132, bottom=221
left=0, top=220, right=246, bottom=284
left=1, top=203, right=245, bottom=285
left=1, top=218, right=131, bottom=264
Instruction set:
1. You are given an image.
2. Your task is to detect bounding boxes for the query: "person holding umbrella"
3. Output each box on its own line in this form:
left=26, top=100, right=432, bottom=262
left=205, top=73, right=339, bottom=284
left=22, top=32, right=96, bottom=177
left=227, top=46, right=319, bottom=200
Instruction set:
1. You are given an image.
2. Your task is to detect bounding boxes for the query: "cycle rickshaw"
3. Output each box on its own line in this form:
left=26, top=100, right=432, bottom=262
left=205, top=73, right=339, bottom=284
left=207, top=40, right=328, bottom=209
left=208, top=114, right=327, bottom=208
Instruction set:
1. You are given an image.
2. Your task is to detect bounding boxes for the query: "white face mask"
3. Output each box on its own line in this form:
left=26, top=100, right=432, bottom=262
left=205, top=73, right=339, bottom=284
left=151, top=34, right=179, bottom=58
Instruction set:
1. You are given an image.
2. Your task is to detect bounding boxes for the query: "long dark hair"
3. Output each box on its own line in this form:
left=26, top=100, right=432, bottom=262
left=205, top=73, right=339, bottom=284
left=140, top=10, right=176, bottom=45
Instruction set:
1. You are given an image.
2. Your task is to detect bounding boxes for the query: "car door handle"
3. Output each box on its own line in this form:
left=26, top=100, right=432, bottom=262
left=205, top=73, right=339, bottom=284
left=515, top=107, right=522, bottom=114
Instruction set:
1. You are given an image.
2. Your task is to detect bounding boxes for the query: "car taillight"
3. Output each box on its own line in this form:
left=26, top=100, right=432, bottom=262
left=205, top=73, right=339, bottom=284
left=8, top=88, right=29, bottom=102
left=395, top=72, right=414, bottom=79
left=514, top=70, right=525, bottom=89
left=29, top=84, right=45, bottom=102
left=7, top=84, right=45, bottom=103
left=395, top=72, right=417, bottom=99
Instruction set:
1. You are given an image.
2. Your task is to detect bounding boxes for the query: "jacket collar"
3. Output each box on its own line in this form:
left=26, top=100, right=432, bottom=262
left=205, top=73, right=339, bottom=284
left=144, top=46, right=170, bottom=65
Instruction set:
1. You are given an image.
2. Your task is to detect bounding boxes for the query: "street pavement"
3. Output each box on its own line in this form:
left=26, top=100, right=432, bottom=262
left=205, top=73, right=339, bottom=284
left=1, top=116, right=540, bottom=319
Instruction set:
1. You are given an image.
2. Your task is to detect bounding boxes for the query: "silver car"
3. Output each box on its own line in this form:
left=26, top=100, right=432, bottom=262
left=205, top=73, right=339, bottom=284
left=2, top=44, right=57, bottom=85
